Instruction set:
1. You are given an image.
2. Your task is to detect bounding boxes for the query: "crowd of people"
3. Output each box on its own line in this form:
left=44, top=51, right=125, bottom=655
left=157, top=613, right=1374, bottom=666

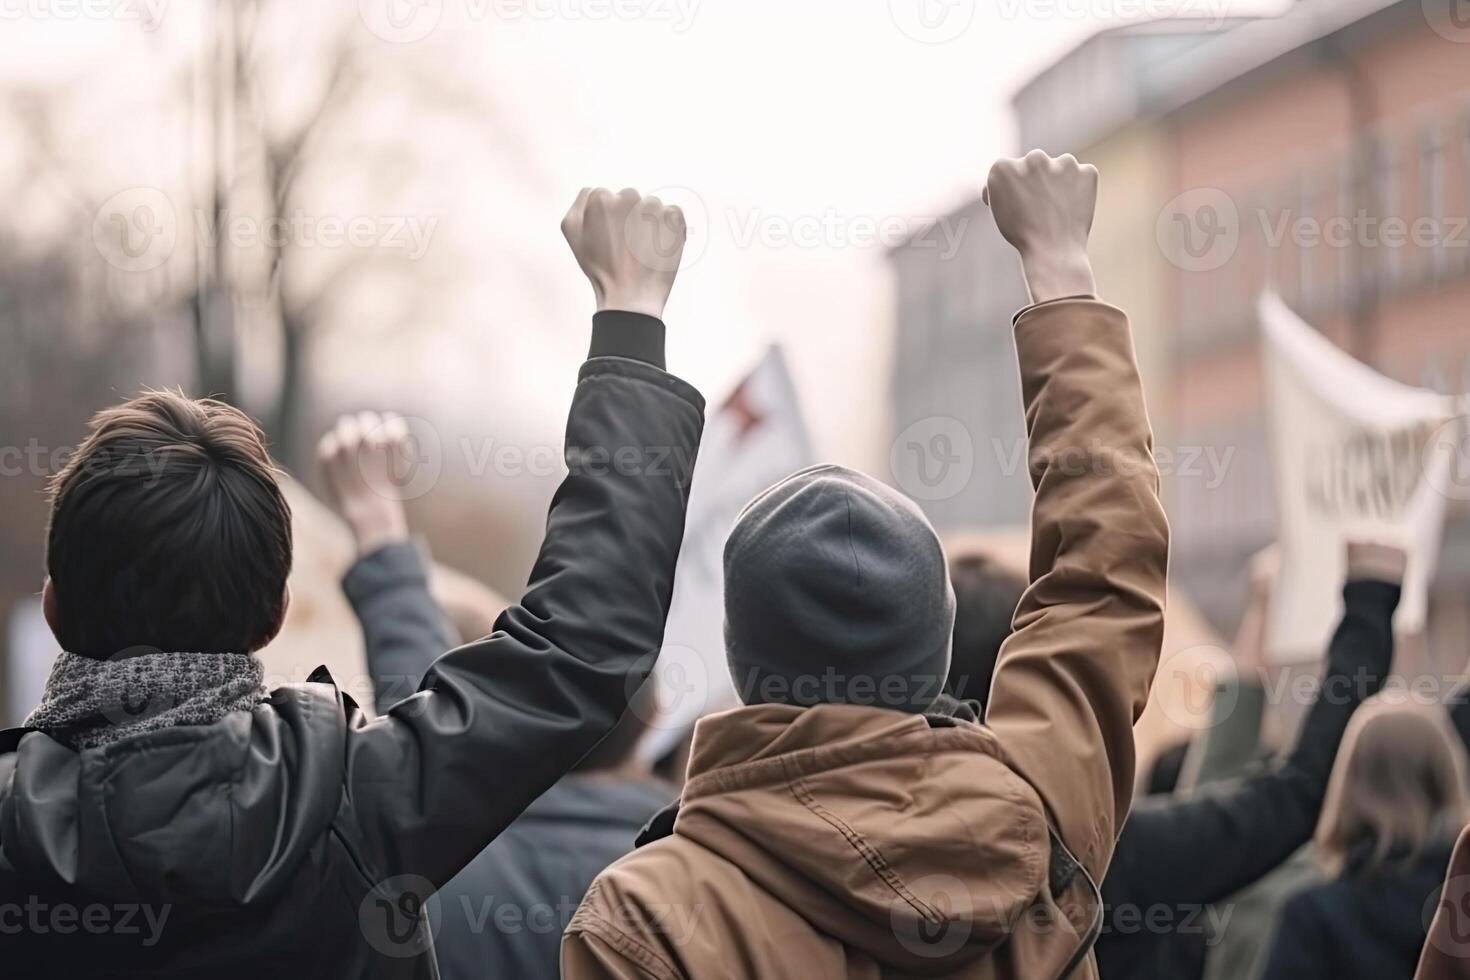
left=1, top=152, right=1468, bottom=979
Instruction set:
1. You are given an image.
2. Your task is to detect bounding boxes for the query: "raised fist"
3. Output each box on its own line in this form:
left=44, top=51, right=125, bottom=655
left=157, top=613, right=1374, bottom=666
left=561, top=187, right=686, bottom=320
left=984, top=151, right=1098, bottom=304
left=317, top=411, right=412, bottom=556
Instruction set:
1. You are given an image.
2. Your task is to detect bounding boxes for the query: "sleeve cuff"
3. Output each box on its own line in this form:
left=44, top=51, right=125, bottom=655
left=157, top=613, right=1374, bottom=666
left=1341, top=579, right=1403, bottom=611
left=1011, top=294, right=1100, bottom=326
left=590, top=311, right=666, bottom=369
left=341, top=539, right=432, bottom=607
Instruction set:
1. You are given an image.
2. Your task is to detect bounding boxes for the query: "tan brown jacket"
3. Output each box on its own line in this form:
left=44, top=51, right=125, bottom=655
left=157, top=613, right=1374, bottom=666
left=563, top=298, right=1170, bottom=980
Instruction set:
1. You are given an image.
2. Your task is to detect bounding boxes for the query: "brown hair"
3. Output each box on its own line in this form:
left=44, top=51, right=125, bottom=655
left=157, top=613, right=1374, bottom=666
left=945, top=551, right=1027, bottom=711
left=46, top=389, right=293, bottom=658
left=1315, top=697, right=1470, bottom=878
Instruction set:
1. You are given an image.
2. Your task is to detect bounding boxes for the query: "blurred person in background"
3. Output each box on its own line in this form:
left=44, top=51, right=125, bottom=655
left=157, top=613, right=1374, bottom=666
left=317, top=410, right=675, bottom=980
left=1260, top=697, right=1470, bottom=980
left=1094, top=542, right=1405, bottom=980
left=0, top=187, right=701, bottom=980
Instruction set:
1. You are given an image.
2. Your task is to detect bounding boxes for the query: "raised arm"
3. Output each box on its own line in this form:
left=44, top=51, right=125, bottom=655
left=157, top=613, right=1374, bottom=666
left=1103, top=545, right=1402, bottom=916
left=339, top=188, right=703, bottom=891
left=981, top=150, right=1170, bottom=880
left=318, top=412, right=455, bottom=714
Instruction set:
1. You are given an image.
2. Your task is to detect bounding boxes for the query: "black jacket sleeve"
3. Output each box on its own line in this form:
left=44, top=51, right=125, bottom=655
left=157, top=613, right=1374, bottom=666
left=1101, top=580, right=1400, bottom=916
left=335, top=339, right=704, bottom=892
left=342, top=540, right=455, bottom=715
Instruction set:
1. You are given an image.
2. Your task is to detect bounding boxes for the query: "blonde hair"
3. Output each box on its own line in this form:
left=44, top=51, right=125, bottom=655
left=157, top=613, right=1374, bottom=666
left=1315, top=697, right=1470, bottom=878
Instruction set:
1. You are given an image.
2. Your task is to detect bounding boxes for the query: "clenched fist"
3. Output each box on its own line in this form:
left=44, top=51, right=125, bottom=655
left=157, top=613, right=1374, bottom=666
left=561, top=187, right=686, bottom=320
left=317, top=411, right=412, bottom=556
left=984, top=150, right=1099, bottom=304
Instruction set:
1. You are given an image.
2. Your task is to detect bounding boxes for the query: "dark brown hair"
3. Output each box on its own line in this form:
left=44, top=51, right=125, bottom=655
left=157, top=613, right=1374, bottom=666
left=945, top=551, right=1027, bottom=712
left=46, top=389, right=293, bottom=658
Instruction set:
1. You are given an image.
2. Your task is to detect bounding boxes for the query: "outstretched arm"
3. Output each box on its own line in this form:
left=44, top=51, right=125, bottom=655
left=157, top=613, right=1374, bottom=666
left=1103, top=545, right=1402, bottom=916
left=319, top=412, right=455, bottom=714
left=982, top=150, right=1171, bottom=881
left=340, top=189, right=703, bottom=892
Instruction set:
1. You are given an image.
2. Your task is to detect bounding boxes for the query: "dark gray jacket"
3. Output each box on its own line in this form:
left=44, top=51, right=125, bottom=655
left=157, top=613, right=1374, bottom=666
left=0, top=340, right=704, bottom=980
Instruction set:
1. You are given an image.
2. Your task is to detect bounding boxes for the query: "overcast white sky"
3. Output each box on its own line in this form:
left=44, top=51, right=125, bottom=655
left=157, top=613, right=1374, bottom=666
left=0, top=1, right=1271, bottom=470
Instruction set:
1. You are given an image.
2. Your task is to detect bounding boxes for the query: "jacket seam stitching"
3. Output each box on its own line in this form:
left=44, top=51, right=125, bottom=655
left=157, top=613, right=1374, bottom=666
left=578, top=367, right=704, bottom=413
left=782, top=758, right=942, bottom=923
left=571, top=900, right=681, bottom=980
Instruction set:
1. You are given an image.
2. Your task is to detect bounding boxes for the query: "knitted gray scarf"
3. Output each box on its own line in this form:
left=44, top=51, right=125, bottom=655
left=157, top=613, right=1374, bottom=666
left=25, top=650, right=268, bottom=750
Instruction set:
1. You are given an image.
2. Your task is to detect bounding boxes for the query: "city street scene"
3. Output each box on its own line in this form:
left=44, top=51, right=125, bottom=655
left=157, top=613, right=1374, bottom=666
left=2, top=1, right=1470, bottom=978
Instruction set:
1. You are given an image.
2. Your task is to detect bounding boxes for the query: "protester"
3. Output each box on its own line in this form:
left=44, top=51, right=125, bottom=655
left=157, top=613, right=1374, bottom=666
left=0, top=187, right=702, bottom=979
left=562, top=150, right=1172, bottom=979
left=1095, top=541, right=1406, bottom=980
left=1260, top=698, right=1470, bottom=980
left=316, top=415, right=675, bottom=980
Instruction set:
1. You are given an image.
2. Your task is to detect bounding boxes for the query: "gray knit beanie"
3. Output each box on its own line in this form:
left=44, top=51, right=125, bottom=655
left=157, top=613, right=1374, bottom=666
left=723, top=464, right=956, bottom=713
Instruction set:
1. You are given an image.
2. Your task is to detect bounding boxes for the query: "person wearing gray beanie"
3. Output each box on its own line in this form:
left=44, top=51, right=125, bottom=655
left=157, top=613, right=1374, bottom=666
left=722, top=463, right=956, bottom=713
left=566, top=151, right=1171, bottom=980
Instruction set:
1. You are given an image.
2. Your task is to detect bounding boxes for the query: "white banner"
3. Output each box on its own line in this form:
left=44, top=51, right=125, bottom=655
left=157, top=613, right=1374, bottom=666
left=641, top=345, right=815, bottom=758
left=1260, top=292, right=1462, bottom=660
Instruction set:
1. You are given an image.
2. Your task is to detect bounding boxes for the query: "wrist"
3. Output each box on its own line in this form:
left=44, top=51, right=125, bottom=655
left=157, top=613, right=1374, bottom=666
left=596, top=287, right=667, bottom=320
left=1019, top=246, right=1095, bottom=305
left=346, top=509, right=410, bottom=556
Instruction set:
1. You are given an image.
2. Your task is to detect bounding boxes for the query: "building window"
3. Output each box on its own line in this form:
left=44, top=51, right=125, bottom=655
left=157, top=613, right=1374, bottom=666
left=1420, top=120, right=1447, bottom=283
left=1374, top=132, right=1401, bottom=293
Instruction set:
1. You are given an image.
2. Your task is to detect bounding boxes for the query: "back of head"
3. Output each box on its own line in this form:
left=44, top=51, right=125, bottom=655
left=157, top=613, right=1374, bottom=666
left=1315, top=698, right=1470, bottom=877
left=722, top=464, right=955, bottom=713
left=46, top=389, right=293, bottom=659
left=946, top=551, right=1026, bottom=713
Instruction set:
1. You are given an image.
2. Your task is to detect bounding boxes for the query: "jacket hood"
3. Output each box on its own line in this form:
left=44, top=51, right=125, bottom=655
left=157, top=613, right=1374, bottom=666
left=673, top=702, right=1048, bottom=973
left=0, top=685, right=341, bottom=910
